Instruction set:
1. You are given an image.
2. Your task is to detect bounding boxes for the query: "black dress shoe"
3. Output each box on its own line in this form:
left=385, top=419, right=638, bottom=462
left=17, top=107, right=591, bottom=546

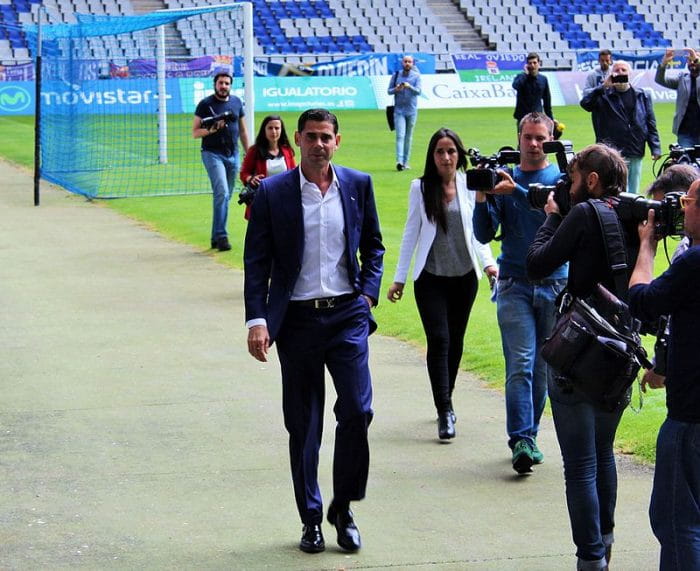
left=327, top=502, right=361, bottom=552
left=299, top=523, right=325, bottom=553
left=438, top=411, right=455, bottom=440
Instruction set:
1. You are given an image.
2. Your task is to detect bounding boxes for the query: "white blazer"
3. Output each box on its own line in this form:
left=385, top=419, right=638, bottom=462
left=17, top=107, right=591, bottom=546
left=393, top=171, right=496, bottom=283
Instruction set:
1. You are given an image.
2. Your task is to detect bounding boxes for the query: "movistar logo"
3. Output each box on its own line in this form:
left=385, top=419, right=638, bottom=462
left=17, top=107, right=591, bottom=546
left=0, top=86, right=31, bottom=112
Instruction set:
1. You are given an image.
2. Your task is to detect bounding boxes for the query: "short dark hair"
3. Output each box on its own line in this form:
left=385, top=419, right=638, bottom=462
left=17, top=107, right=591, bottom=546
left=569, top=143, right=628, bottom=196
left=646, top=164, right=700, bottom=197
left=599, top=49, right=612, bottom=58
left=213, top=71, right=233, bottom=84
left=526, top=52, right=540, bottom=62
left=518, top=112, right=554, bottom=136
left=297, top=108, right=339, bottom=133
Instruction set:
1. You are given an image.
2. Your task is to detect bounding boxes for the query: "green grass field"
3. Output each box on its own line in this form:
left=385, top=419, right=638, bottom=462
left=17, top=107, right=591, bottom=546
left=0, top=104, right=681, bottom=463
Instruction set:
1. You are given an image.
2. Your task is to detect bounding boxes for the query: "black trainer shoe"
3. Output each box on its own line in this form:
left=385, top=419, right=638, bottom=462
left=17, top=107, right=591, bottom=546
left=216, top=237, right=231, bottom=251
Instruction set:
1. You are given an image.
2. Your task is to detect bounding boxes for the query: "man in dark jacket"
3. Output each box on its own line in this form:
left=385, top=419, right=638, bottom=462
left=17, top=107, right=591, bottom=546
left=580, top=60, right=661, bottom=195
left=512, top=53, right=553, bottom=129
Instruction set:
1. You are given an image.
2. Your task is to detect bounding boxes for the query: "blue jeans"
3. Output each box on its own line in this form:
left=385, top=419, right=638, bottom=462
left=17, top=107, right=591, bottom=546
left=496, top=277, right=565, bottom=449
left=624, top=156, right=642, bottom=195
left=394, top=111, right=417, bottom=166
left=650, top=418, right=700, bottom=571
left=678, top=133, right=700, bottom=148
left=549, top=389, right=624, bottom=569
left=201, top=150, right=238, bottom=241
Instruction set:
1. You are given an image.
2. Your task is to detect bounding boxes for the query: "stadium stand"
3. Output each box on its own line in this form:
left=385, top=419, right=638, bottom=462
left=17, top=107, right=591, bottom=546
left=0, top=0, right=696, bottom=69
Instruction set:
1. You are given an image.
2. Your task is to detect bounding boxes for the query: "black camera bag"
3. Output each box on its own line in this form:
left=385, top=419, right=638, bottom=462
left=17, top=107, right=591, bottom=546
left=541, top=199, right=652, bottom=411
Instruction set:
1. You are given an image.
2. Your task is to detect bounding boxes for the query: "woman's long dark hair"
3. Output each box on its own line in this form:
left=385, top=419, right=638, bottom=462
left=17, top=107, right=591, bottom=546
left=420, top=128, right=468, bottom=231
left=254, top=115, right=294, bottom=160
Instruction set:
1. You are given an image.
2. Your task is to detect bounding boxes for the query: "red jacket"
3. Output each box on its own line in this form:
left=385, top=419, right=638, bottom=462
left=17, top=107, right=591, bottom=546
left=240, top=144, right=296, bottom=186
left=239, top=145, right=296, bottom=220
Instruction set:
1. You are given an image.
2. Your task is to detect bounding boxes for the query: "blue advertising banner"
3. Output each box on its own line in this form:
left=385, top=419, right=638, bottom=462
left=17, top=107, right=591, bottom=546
left=38, top=78, right=183, bottom=114
left=575, top=50, right=667, bottom=71
left=0, top=83, right=33, bottom=114
left=255, top=76, right=377, bottom=111
left=259, top=53, right=436, bottom=77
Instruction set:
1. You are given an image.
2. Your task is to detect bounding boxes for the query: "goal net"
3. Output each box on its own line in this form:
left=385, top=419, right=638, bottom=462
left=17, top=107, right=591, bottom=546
left=25, top=3, right=253, bottom=199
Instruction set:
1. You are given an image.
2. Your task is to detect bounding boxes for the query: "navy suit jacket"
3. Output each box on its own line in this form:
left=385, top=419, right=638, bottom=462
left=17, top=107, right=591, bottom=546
left=243, top=165, right=384, bottom=343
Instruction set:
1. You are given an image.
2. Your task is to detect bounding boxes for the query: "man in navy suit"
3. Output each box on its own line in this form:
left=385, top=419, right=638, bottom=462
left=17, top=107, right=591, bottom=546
left=243, top=109, right=384, bottom=554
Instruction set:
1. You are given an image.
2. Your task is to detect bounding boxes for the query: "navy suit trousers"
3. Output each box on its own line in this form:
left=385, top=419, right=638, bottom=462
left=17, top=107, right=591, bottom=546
left=276, top=295, right=374, bottom=525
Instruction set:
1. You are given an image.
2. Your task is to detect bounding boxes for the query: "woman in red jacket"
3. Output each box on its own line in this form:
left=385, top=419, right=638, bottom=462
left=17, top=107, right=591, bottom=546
left=239, top=115, right=296, bottom=219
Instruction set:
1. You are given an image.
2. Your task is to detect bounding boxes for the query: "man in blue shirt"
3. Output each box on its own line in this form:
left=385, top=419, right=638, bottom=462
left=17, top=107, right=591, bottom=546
left=473, top=112, right=567, bottom=474
left=512, top=53, right=553, bottom=130
left=387, top=55, right=421, bottom=171
left=629, top=179, right=700, bottom=571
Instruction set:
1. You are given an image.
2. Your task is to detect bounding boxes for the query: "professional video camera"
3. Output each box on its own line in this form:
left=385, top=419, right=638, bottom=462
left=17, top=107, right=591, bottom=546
left=466, top=147, right=520, bottom=191
left=201, top=110, right=234, bottom=130
left=615, top=191, right=685, bottom=239
left=526, top=140, right=575, bottom=215
left=654, top=143, right=700, bottom=176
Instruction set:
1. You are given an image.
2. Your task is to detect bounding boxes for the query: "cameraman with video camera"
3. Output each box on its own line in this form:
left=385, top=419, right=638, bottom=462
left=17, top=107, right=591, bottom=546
left=472, top=112, right=567, bottom=475
left=628, top=179, right=700, bottom=571
left=193, top=71, right=250, bottom=251
left=526, top=144, right=637, bottom=570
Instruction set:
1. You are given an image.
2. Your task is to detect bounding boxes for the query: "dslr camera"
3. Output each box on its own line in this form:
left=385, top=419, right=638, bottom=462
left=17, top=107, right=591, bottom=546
left=237, top=184, right=257, bottom=206
left=201, top=110, right=234, bottom=130
left=527, top=140, right=575, bottom=215
left=655, top=143, right=700, bottom=175
left=615, top=191, right=685, bottom=239
left=466, top=147, right=521, bottom=191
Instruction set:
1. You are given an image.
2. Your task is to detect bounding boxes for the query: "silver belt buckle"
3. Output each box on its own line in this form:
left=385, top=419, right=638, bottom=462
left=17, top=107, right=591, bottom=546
left=314, top=297, right=334, bottom=309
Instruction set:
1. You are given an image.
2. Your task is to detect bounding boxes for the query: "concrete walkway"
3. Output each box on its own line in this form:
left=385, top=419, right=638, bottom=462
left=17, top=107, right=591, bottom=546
left=1, top=161, right=659, bottom=570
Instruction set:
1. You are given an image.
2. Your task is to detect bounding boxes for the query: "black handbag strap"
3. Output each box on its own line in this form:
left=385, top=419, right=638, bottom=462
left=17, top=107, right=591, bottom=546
left=588, top=198, right=629, bottom=301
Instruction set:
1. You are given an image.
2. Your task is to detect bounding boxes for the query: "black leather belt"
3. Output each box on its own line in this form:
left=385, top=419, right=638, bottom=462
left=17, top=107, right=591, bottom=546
left=289, top=293, right=357, bottom=309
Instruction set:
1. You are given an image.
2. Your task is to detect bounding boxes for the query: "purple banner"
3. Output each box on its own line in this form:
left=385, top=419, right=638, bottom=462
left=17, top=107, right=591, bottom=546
left=0, top=63, right=34, bottom=81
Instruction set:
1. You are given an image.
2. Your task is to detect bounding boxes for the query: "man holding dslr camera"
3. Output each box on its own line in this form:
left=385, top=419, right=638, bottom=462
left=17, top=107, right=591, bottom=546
left=193, top=71, right=250, bottom=251
left=472, top=112, right=567, bottom=474
left=580, top=60, right=661, bottom=195
left=628, top=179, right=700, bottom=571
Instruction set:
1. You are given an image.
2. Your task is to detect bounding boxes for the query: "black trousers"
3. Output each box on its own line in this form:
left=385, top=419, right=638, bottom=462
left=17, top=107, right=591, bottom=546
left=276, top=296, right=373, bottom=525
left=413, top=269, right=478, bottom=415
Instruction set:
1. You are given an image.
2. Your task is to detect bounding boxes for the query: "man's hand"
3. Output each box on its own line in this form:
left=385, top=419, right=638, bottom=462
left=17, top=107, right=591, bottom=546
left=687, top=47, right=699, bottom=63
left=387, top=282, right=404, bottom=303
left=544, top=191, right=560, bottom=216
left=641, top=369, right=666, bottom=392
left=247, top=324, right=270, bottom=362
left=662, top=48, right=675, bottom=66
left=488, top=170, right=516, bottom=195
left=638, top=209, right=659, bottom=248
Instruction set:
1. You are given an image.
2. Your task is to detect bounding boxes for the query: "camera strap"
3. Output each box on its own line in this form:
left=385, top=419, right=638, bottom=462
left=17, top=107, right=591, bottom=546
left=587, top=198, right=629, bottom=301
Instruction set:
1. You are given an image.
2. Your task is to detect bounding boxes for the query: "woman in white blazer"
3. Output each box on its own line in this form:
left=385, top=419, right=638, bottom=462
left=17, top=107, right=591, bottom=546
left=387, top=128, right=497, bottom=440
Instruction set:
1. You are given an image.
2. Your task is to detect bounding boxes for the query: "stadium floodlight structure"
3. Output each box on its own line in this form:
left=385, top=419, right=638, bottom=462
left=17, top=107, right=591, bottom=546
left=25, top=3, right=254, bottom=200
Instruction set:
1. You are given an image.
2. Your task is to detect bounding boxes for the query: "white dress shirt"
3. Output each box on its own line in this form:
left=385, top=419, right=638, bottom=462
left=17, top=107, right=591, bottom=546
left=292, top=167, right=353, bottom=300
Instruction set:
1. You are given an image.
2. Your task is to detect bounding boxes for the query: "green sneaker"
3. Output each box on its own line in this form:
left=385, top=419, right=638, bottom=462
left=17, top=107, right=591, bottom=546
left=531, top=439, right=544, bottom=465
left=512, top=440, right=534, bottom=474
